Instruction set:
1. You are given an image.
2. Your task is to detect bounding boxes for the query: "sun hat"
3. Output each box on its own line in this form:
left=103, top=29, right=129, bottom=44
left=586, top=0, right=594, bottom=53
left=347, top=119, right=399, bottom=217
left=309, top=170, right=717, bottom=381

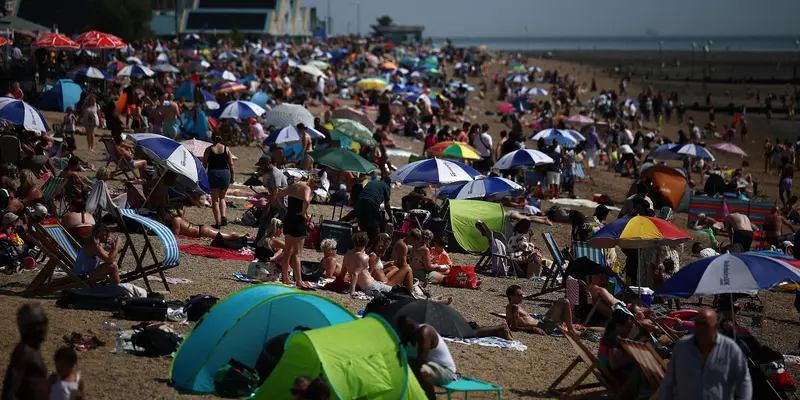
left=2, top=212, right=19, bottom=226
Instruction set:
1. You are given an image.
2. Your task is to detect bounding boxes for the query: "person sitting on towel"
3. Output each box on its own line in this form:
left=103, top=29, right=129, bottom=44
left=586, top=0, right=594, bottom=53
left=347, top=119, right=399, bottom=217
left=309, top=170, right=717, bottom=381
left=73, top=224, right=120, bottom=285
left=505, top=284, right=577, bottom=335
left=344, top=232, right=414, bottom=296
left=397, top=316, right=458, bottom=400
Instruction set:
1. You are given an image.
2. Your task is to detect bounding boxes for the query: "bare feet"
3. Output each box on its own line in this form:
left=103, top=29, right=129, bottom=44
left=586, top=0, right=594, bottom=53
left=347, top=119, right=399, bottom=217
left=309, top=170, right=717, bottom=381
left=502, top=322, right=514, bottom=340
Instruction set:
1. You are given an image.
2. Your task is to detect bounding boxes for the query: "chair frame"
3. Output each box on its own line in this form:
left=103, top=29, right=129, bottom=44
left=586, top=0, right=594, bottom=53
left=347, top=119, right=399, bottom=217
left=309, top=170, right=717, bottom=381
left=526, top=232, right=567, bottom=299
left=115, top=210, right=176, bottom=292
left=548, top=327, right=635, bottom=399
left=100, top=136, right=135, bottom=181
left=24, top=223, right=106, bottom=297
left=618, top=338, right=668, bottom=400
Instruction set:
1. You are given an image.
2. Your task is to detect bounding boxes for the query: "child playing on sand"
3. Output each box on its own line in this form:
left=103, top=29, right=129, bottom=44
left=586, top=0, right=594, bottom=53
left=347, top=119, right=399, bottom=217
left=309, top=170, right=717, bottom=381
left=48, top=346, right=85, bottom=400
left=320, top=239, right=341, bottom=279
left=2, top=303, right=49, bottom=400
left=505, top=285, right=577, bottom=335
left=429, top=237, right=452, bottom=267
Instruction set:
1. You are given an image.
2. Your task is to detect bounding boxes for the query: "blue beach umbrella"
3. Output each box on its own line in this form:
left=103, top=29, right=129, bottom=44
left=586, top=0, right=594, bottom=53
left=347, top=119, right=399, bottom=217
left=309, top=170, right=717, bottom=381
left=249, top=92, right=270, bottom=108
left=200, top=89, right=219, bottom=110
left=0, top=97, right=49, bottom=132
left=438, top=177, right=523, bottom=200
left=117, top=64, right=155, bottom=77
left=390, top=158, right=482, bottom=187
left=216, top=100, right=266, bottom=120
left=208, top=69, right=237, bottom=82
left=217, top=52, right=238, bottom=60
left=528, top=128, right=584, bottom=147
left=264, top=125, right=326, bottom=147
left=68, top=66, right=112, bottom=80
left=652, top=143, right=715, bottom=161
left=493, top=149, right=554, bottom=170
left=127, top=134, right=209, bottom=194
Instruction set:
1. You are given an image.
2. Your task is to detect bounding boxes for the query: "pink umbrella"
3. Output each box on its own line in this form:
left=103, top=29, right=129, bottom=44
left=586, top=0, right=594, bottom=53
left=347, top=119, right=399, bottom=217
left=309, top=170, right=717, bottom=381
left=566, top=114, right=594, bottom=124
left=711, top=143, right=747, bottom=157
left=182, top=139, right=238, bottom=160
left=331, top=106, right=376, bottom=131
left=497, top=103, right=516, bottom=115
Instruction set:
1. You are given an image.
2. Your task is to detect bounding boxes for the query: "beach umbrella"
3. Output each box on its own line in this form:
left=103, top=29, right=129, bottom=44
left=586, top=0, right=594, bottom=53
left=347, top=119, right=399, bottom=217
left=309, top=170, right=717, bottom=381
left=528, top=66, right=543, bottom=73
left=151, top=63, right=180, bottom=74
left=197, top=89, right=219, bottom=111
left=497, top=103, right=516, bottom=115
left=329, top=118, right=378, bottom=147
left=448, top=81, right=475, bottom=91
left=655, top=253, right=800, bottom=299
left=81, top=35, right=127, bottom=50
left=216, top=100, right=265, bottom=120
left=306, top=148, right=378, bottom=174
left=377, top=299, right=475, bottom=339
left=253, top=48, right=271, bottom=58
left=217, top=51, right=238, bottom=60
left=438, top=177, right=523, bottom=200
left=330, top=107, right=376, bottom=132
left=566, top=114, right=595, bottom=124
left=154, top=42, right=168, bottom=53
left=506, top=74, right=528, bottom=83
left=380, top=61, right=398, bottom=71
left=107, top=60, right=126, bottom=72
left=307, top=60, right=330, bottom=70
left=589, top=215, right=692, bottom=249
left=212, top=82, right=247, bottom=95
left=528, top=128, right=583, bottom=147
left=493, top=149, right=554, bottom=170
left=76, top=30, right=119, bottom=44
left=127, top=134, right=209, bottom=194
left=155, top=53, right=171, bottom=64
left=652, top=143, right=715, bottom=161
left=0, top=38, right=12, bottom=46
left=271, top=49, right=289, bottom=58
left=208, top=69, right=237, bottom=82
left=125, top=56, right=144, bottom=65
left=67, top=66, right=112, bottom=81
left=190, top=59, right=211, bottom=70
left=508, top=64, right=526, bottom=73
left=390, top=158, right=481, bottom=187
left=364, top=53, right=379, bottom=66
left=425, top=141, right=481, bottom=160
left=296, top=64, right=327, bottom=79
left=32, top=33, right=79, bottom=50
left=264, top=125, right=325, bottom=147
left=181, top=139, right=237, bottom=160
left=0, top=97, right=49, bottom=132
left=264, top=103, right=314, bottom=128
left=711, top=143, right=748, bottom=157
left=280, top=58, right=299, bottom=67
left=117, top=65, right=155, bottom=78
left=344, top=77, right=361, bottom=85
left=249, top=92, right=270, bottom=108
left=356, top=77, right=388, bottom=90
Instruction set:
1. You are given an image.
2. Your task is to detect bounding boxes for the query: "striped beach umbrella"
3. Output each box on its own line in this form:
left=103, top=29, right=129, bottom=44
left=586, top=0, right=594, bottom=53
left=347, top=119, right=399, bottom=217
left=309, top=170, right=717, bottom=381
left=264, top=125, right=325, bottom=146
left=391, top=158, right=482, bottom=187
left=107, top=60, right=126, bottom=72
left=125, top=56, right=144, bottom=65
left=216, top=101, right=265, bottom=120
left=200, top=89, right=219, bottom=110
left=212, top=82, right=247, bottom=95
left=208, top=69, right=237, bottom=82
left=589, top=216, right=692, bottom=249
left=81, top=35, right=126, bottom=50
left=218, top=52, right=238, bottom=60
left=651, top=143, right=715, bottom=161
left=439, top=177, right=522, bottom=200
left=117, top=64, right=155, bottom=78
left=493, top=149, right=554, bottom=170
left=425, top=141, right=481, bottom=160
left=253, top=48, right=271, bottom=58
left=127, top=134, right=209, bottom=194
left=32, top=33, right=79, bottom=50
left=0, top=97, right=49, bottom=132
left=68, top=66, right=113, bottom=81
left=528, top=128, right=585, bottom=146
left=151, top=64, right=180, bottom=74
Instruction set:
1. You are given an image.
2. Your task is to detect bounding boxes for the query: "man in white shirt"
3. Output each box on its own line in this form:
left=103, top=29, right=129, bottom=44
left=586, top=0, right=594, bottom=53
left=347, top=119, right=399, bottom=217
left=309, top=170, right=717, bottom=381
left=472, top=126, right=493, bottom=173
left=315, top=76, right=326, bottom=104
left=620, top=129, right=634, bottom=146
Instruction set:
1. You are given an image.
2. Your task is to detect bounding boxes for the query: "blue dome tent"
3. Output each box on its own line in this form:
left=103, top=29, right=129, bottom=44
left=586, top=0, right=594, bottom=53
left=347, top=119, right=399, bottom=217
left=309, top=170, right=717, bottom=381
left=174, top=81, right=195, bottom=102
left=169, top=285, right=355, bottom=394
left=38, top=79, right=83, bottom=112
left=180, top=109, right=209, bottom=141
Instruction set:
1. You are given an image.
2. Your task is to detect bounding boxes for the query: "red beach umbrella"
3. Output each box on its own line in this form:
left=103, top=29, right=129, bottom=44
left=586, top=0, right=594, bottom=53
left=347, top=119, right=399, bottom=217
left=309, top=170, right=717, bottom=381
left=32, top=33, right=79, bottom=50
left=82, top=35, right=127, bottom=50
left=76, top=30, right=121, bottom=44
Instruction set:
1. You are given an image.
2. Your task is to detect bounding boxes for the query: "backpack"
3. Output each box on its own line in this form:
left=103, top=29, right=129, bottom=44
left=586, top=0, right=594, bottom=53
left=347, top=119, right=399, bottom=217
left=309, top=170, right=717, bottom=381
left=185, top=295, right=219, bottom=322
left=131, top=325, right=181, bottom=356
left=0, top=239, right=21, bottom=268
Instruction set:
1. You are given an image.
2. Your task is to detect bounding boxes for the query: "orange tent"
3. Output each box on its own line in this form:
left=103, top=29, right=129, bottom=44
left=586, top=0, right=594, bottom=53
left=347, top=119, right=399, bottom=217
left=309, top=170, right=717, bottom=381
left=641, top=164, right=690, bottom=211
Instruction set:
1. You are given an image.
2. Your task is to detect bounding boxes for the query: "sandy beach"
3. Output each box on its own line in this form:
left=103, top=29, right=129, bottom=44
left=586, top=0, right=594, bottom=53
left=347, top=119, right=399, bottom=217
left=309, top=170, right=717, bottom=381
left=0, top=47, right=799, bottom=400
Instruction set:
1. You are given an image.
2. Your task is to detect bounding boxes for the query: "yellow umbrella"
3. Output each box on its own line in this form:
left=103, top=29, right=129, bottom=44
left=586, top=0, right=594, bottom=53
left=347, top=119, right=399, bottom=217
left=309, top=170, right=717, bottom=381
left=425, top=141, right=481, bottom=160
left=356, top=78, right=388, bottom=90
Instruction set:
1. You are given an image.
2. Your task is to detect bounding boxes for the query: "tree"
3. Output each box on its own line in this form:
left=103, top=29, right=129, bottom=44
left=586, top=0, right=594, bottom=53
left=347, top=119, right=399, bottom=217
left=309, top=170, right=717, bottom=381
left=87, top=0, right=152, bottom=41
left=370, top=15, right=394, bottom=37
left=229, top=27, right=244, bottom=46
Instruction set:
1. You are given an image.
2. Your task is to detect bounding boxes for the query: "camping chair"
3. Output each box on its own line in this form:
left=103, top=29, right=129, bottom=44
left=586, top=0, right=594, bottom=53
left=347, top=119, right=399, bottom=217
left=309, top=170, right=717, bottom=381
left=100, top=136, right=135, bottom=181
left=526, top=232, right=567, bottom=299
left=436, top=376, right=503, bottom=400
left=24, top=223, right=107, bottom=297
left=618, top=338, right=668, bottom=400
left=474, top=220, right=524, bottom=277
left=115, top=208, right=180, bottom=292
left=548, top=327, right=636, bottom=399
left=0, top=134, right=21, bottom=167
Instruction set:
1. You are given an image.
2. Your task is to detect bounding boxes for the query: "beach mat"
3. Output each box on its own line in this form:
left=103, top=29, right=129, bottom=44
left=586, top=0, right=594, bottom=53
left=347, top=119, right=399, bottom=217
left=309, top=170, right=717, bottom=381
left=179, top=244, right=254, bottom=261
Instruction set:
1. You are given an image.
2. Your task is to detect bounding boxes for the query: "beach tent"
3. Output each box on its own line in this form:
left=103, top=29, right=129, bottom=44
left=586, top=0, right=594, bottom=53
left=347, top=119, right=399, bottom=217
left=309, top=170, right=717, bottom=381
left=254, top=315, right=428, bottom=400
left=180, top=109, right=209, bottom=141
left=250, top=91, right=270, bottom=108
left=170, top=285, right=355, bottom=394
left=635, top=163, right=691, bottom=212
left=174, top=81, right=195, bottom=102
left=447, top=199, right=504, bottom=253
left=37, top=79, right=82, bottom=112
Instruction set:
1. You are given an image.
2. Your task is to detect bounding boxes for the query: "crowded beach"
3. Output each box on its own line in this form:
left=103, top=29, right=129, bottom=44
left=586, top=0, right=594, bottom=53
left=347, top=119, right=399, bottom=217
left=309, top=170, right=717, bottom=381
left=0, top=29, right=798, bottom=400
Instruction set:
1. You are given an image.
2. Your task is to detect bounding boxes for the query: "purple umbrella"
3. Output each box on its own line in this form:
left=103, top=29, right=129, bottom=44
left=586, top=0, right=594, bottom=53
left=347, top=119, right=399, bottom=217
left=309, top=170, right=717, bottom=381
left=711, top=143, right=748, bottom=157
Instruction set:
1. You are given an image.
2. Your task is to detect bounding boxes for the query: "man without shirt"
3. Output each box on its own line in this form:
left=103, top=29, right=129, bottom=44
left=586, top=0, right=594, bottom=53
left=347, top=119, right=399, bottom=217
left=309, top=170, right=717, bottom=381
left=505, top=285, right=577, bottom=335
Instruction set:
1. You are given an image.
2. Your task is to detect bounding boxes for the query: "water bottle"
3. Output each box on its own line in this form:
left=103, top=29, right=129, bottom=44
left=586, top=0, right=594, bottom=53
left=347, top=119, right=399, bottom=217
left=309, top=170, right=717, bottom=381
left=102, top=322, right=124, bottom=353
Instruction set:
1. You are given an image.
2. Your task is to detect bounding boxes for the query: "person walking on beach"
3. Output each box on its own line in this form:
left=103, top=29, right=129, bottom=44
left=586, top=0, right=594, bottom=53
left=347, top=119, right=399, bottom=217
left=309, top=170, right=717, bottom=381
left=779, top=156, right=794, bottom=205
left=658, top=308, right=751, bottom=400
left=202, top=135, right=235, bottom=228
left=80, top=95, right=99, bottom=152
left=2, top=303, right=49, bottom=400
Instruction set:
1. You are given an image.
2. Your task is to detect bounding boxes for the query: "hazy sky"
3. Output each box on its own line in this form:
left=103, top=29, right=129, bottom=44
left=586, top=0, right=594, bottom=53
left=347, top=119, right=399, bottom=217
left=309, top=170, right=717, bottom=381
left=301, top=0, right=800, bottom=37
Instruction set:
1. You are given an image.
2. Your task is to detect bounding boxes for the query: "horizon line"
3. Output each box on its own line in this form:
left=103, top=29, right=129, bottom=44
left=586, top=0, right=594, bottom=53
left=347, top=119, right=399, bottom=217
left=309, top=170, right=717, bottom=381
left=427, top=34, right=799, bottom=40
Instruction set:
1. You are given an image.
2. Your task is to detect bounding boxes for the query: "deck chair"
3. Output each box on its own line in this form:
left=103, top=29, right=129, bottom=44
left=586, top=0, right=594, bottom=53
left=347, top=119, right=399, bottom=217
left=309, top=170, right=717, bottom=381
left=436, top=376, right=503, bottom=400
left=115, top=208, right=180, bottom=292
left=0, top=134, right=21, bottom=166
left=618, top=338, right=668, bottom=400
left=548, top=327, right=635, bottom=399
left=24, top=223, right=106, bottom=297
left=474, top=220, right=524, bottom=277
left=526, top=232, right=567, bottom=299
left=100, top=136, right=135, bottom=181
left=40, top=176, right=68, bottom=215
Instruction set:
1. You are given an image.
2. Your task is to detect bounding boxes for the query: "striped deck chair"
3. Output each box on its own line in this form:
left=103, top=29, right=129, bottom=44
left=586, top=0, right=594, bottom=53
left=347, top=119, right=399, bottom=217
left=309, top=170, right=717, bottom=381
left=619, top=339, right=668, bottom=400
left=24, top=224, right=106, bottom=297
left=40, top=175, right=66, bottom=205
left=526, top=232, right=566, bottom=299
left=100, top=136, right=135, bottom=181
left=116, top=208, right=180, bottom=292
left=572, top=241, right=609, bottom=266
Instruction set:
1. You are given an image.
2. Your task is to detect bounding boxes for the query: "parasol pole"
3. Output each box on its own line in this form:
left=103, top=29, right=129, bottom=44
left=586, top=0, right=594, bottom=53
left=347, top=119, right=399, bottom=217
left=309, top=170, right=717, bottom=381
left=730, top=294, right=737, bottom=341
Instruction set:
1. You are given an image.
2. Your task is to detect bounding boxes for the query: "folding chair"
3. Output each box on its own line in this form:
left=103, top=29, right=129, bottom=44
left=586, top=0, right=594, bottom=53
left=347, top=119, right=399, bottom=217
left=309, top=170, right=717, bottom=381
left=548, top=327, right=635, bottom=399
left=40, top=176, right=68, bottom=215
left=436, top=376, right=503, bottom=400
left=618, top=339, right=668, bottom=400
left=100, top=136, right=135, bottom=181
left=24, top=223, right=106, bottom=297
left=474, top=220, right=524, bottom=277
left=115, top=208, right=180, bottom=292
left=526, top=232, right=567, bottom=299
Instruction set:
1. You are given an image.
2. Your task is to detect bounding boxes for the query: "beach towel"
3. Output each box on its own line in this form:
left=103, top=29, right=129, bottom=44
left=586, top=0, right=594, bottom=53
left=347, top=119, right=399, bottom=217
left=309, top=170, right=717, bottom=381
left=146, top=276, right=193, bottom=284
left=163, top=119, right=180, bottom=139
left=179, top=245, right=254, bottom=261
left=441, top=336, right=527, bottom=351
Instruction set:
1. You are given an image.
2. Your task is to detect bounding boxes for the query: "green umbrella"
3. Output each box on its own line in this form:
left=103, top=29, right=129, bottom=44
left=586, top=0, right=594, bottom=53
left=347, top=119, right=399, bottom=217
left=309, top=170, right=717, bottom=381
left=329, top=118, right=378, bottom=147
left=307, top=148, right=378, bottom=174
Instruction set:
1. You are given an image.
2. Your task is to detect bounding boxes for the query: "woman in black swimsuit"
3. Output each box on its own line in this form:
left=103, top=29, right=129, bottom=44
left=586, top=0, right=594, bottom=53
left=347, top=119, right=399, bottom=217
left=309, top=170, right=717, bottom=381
left=276, top=176, right=319, bottom=288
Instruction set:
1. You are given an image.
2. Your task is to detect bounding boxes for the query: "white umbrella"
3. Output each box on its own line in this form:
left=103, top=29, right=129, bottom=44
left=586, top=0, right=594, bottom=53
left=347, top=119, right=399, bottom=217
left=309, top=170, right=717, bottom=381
left=494, top=149, right=554, bottom=169
left=390, top=158, right=482, bottom=186
left=263, top=104, right=314, bottom=128
left=0, top=97, right=49, bottom=132
left=125, top=56, right=143, bottom=65
left=297, top=64, right=327, bottom=79
left=216, top=101, right=266, bottom=120
left=117, top=65, right=155, bottom=77
left=151, top=64, right=180, bottom=73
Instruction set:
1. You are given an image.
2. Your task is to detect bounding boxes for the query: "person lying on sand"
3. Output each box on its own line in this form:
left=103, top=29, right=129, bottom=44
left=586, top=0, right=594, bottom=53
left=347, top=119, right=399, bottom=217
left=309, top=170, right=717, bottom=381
left=693, top=213, right=724, bottom=232
left=505, top=285, right=578, bottom=335
left=586, top=284, right=684, bottom=343
left=161, top=205, right=248, bottom=241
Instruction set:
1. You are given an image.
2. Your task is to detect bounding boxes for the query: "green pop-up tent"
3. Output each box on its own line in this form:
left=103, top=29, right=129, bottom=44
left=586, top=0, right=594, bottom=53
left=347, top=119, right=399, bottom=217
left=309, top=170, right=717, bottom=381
left=448, top=199, right=505, bottom=253
left=254, top=315, right=428, bottom=400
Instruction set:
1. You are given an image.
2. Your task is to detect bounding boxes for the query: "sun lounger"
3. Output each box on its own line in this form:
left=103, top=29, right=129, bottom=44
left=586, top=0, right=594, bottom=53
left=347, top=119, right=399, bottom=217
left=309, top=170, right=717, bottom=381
left=100, top=136, right=135, bottom=181
left=618, top=338, right=668, bottom=400
left=548, top=326, right=635, bottom=399
left=116, top=208, right=180, bottom=292
left=526, top=232, right=566, bottom=299
left=24, top=223, right=106, bottom=297
left=436, top=376, right=503, bottom=400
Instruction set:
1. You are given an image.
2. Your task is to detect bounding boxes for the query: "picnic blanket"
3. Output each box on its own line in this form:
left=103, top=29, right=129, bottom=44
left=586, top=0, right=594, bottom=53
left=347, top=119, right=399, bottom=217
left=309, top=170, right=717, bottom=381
left=179, top=245, right=254, bottom=261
